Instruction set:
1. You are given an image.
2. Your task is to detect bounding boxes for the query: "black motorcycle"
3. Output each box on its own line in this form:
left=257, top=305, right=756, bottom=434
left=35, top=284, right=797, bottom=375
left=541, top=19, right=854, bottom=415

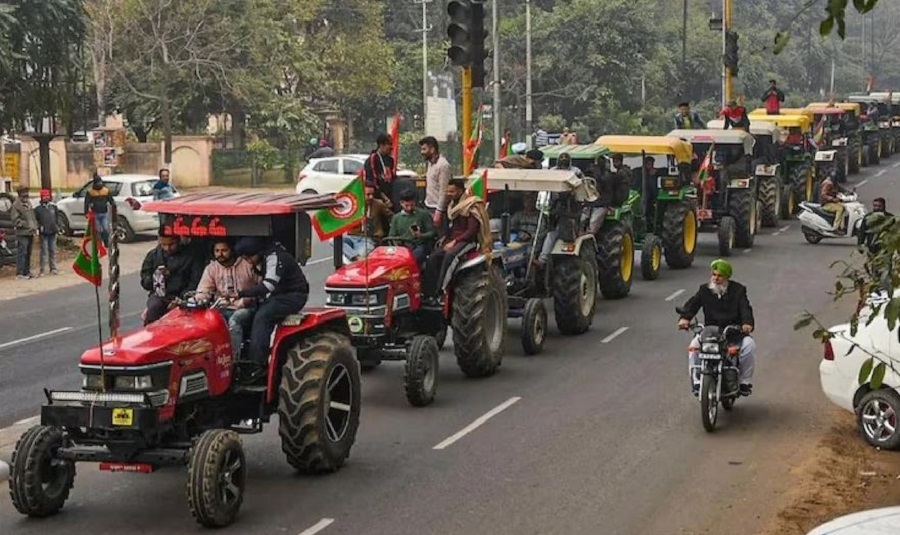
left=677, top=307, right=743, bottom=432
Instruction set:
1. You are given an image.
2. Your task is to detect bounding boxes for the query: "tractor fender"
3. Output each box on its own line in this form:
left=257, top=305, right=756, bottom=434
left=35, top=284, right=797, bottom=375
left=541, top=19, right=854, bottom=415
left=832, top=137, right=848, bottom=147
left=551, top=234, right=596, bottom=257
left=753, top=163, right=780, bottom=177
left=815, top=150, right=837, bottom=162
left=727, top=177, right=754, bottom=189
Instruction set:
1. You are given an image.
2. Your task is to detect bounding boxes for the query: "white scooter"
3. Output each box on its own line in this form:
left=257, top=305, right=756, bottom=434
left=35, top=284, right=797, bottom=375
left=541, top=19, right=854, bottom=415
left=798, top=189, right=867, bottom=244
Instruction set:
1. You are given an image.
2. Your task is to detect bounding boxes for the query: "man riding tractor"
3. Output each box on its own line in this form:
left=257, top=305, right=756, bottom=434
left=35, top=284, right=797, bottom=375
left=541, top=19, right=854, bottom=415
left=865, top=92, right=900, bottom=157
left=848, top=95, right=890, bottom=164
left=667, top=129, right=760, bottom=256
left=808, top=101, right=864, bottom=175
left=484, top=167, right=600, bottom=355
left=745, top=113, right=816, bottom=215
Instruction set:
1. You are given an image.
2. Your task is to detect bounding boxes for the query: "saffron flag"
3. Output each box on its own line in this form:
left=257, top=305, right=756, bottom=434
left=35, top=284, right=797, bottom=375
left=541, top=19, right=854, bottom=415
left=464, top=106, right=484, bottom=174
left=698, top=143, right=716, bottom=196
left=73, top=211, right=107, bottom=286
left=389, top=111, right=401, bottom=179
left=312, top=177, right=366, bottom=240
left=467, top=169, right=488, bottom=199
left=812, top=116, right=825, bottom=148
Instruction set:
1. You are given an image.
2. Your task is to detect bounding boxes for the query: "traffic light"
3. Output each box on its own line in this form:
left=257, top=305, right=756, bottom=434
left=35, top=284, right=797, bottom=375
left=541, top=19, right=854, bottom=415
left=724, top=30, right=739, bottom=75
left=447, top=0, right=487, bottom=88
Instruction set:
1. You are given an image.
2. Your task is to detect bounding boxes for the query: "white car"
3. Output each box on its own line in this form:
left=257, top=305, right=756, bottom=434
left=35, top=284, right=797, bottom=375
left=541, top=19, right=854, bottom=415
left=57, top=174, right=180, bottom=242
left=295, top=154, right=420, bottom=195
left=807, top=506, right=900, bottom=534
left=820, top=290, right=900, bottom=449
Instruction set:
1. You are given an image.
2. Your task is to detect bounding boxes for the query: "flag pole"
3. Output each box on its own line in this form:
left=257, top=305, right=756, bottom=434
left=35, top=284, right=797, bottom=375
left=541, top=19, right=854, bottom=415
left=108, top=202, right=120, bottom=343
left=89, top=211, right=107, bottom=392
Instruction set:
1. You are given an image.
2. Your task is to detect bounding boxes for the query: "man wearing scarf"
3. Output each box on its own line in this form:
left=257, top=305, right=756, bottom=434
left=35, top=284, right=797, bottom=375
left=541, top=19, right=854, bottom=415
left=421, top=178, right=491, bottom=302
left=677, top=259, right=756, bottom=397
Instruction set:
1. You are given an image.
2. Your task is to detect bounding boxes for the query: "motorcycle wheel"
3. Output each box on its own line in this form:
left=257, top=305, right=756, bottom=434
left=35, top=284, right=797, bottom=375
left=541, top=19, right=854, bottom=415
left=700, top=374, right=719, bottom=433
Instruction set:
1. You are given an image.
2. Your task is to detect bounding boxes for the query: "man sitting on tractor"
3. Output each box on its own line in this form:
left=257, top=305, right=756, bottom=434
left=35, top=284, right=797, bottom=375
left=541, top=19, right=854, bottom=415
left=495, top=148, right=544, bottom=169
left=510, top=191, right=542, bottom=242
left=140, top=230, right=205, bottom=325
left=819, top=174, right=847, bottom=233
left=421, top=179, right=491, bottom=303
left=195, top=239, right=260, bottom=361
left=233, top=236, right=310, bottom=383
left=720, top=99, right=750, bottom=130
left=388, top=189, right=436, bottom=265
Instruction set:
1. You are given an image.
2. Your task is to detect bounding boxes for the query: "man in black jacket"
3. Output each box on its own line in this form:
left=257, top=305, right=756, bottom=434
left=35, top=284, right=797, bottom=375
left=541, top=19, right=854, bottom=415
left=678, top=259, right=756, bottom=396
left=233, top=236, right=309, bottom=382
left=140, top=231, right=205, bottom=325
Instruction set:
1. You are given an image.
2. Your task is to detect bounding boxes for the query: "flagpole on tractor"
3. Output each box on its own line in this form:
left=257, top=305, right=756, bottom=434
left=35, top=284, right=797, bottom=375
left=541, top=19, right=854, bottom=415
left=108, top=203, right=120, bottom=342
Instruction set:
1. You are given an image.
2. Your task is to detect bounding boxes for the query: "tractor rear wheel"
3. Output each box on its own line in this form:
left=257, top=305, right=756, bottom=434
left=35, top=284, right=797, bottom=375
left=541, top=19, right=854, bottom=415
left=552, top=245, right=597, bottom=335
left=662, top=200, right=697, bottom=269
left=729, top=189, right=758, bottom=248
left=848, top=136, right=861, bottom=174
left=451, top=267, right=506, bottom=377
left=596, top=222, right=634, bottom=300
left=278, top=332, right=360, bottom=474
left=758, top=176, right=780, bottom=227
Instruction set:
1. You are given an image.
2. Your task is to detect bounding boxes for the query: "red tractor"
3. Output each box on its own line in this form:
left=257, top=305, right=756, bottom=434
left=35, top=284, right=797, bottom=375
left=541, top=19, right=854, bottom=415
left=8, top=193, right=362, bottom=528
left=325, top=228, right=508, bottom=407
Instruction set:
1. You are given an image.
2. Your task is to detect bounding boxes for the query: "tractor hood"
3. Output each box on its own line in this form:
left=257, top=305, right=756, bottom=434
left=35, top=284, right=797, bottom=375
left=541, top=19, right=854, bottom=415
left=80, top=309, right=230, bottom=367
left=326, top=245, right=421, bottom=288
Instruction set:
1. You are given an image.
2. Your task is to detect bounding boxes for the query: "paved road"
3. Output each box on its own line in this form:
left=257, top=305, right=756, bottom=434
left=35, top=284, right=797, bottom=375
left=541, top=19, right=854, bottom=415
left=0, top=162, right=897, bottom=535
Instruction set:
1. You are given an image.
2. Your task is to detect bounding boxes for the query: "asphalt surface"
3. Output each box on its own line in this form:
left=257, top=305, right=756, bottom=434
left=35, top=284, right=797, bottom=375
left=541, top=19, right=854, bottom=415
left=0, top=162, right=898, bottom=535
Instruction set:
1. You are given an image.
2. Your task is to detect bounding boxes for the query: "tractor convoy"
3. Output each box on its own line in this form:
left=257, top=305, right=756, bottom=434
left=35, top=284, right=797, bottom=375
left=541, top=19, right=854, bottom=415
left=6, top=92, right=897, bottom=529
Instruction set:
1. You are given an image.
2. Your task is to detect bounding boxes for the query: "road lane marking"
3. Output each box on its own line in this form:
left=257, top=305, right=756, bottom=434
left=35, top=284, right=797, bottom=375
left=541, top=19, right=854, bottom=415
left=0, top=327, right=73, bottom=351
left=857, top=179, right=869, bottom=187
left=893, top=162, right=900, bottom=168
left=743, top=248, right=752, bottom=253
left=297, top=518, right=335, bottom=535
left=433, top=397, right=521, bottom=450
left=601, top=327, right=629, bottom=344
left=664, top=289, right=685, bottom=302
left=876, top=169, right=887, bottom=177
left=13, top=416, right=38, bottom=426
left=779, top=225, right=789, bottom=232
left=306, top=257, right=332, bottom=266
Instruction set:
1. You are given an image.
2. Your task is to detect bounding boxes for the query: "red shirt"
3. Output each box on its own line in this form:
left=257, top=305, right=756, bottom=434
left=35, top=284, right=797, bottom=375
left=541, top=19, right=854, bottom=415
left=449, top=214, right=479, bottom=243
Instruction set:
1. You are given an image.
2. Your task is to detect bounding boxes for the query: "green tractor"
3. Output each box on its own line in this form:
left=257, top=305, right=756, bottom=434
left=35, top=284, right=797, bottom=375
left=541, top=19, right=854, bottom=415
left=808, top=101, right=864, bottom=175
left=868, top=92, right=900, bottom=155
left=849, top=95, right=890, bottom=164
left=744, top=113, right=815, bottom=216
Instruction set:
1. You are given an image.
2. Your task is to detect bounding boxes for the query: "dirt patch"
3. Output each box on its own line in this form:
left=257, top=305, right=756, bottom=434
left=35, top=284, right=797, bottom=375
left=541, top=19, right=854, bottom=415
left=760, top=410, right=900, bottom=534
left=0, top=235, right=80, bottom=278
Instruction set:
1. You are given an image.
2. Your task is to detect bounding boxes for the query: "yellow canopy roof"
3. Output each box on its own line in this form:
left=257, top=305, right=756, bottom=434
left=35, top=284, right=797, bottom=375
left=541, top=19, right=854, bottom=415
left=667, top=129, right=755, bottom=155
left=746, top=113, right=812, bottom=130
left=594, top=135, right=693, bottom=163
left=750, top=107, right=814, bottom=119
left=808, top=101, right=862, bottom=115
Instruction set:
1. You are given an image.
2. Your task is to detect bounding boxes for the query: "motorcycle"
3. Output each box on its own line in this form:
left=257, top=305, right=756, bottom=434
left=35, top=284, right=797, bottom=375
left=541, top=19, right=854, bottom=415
left=677, top=307, right=743, bottom=432
left=798, top=190, right=866, bottom=244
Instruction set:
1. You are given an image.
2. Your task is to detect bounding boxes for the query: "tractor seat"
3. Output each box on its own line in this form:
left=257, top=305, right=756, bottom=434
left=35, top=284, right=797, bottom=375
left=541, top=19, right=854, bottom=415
left=800, top=202, right=836, bottom=223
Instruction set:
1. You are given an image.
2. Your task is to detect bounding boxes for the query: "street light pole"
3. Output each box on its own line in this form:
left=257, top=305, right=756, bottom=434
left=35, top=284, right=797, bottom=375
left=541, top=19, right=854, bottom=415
left=492, top=0, right=501, bottom=160
left=525, top=0, right=533, bottom=149
left=415, top=0, right=433, bottom=127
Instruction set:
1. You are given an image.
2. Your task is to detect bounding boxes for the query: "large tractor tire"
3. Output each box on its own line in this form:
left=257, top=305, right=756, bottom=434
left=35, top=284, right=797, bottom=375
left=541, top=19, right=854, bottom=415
left=661, top=200, right=697, bottom=269
left=520, top=298, right=547, bottom=356
left=757, top=176, right=781, bottom=227
left=717, top=216, right=737, bottom=257
left=596, top=222, right=634, bottom=300
left=187, top=429, right=246, bottom=528
left=9, top=425, right=76, bottom=518
left=788, top=163, right=813, bottom=205
left=278, top=332, right=361, bottom=474
left=870, top=138, right=882, bottom=165
left=848, top=136, right=862, bottom=174
left=729, top=188, right=758, bottom=248
left=552, top=244, right=597, bottom=336
left=640, top=233, right=663, bottom=281
left=451, top=266, right=506, bottom=378
left=836, top=147, right=850, bottom=183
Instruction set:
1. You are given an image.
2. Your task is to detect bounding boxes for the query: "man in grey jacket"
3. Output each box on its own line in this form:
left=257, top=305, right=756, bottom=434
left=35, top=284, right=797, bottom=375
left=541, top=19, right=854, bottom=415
left=10, top=187, right=38, bottom=279
left=34, top=189, right=60, bottom=276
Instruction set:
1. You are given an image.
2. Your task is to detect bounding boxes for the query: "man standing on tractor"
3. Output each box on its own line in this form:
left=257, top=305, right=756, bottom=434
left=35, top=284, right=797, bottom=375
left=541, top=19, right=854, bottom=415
left=388, top=189, right=436, bottom=265
left=674, top=102, right=705, bottom=130
left=233, top=236, right=310, bottom=383
left=343, top=184, right=392, bottom=262
left=761, top=79, right=786, bottom=115
left=720, top=99, right=751, bottom=130
left=420, top=136, right=452, bottom=233
left=364, top=133, right=394, bottom=206
left=819, top=173, right=847, bottom=233
left=140, top=230, right=205, bottom=325
left=84, top=173, right=114, bottom=245
left=421, top=179, right=491, bottom=303
left=551, top=151, right=585, bottom=177
left=195, top=239, right=260, bottom=361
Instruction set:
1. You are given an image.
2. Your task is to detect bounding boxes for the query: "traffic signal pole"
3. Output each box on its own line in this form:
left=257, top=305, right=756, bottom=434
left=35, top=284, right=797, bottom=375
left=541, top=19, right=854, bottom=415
left=462, top=66, right=473, bottom=173
left=723, top=0, right=733, bottom=105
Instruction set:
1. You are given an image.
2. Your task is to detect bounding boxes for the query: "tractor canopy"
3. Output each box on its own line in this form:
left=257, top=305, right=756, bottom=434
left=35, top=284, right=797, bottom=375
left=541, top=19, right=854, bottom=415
left=750, top=107, right=814, bottom=120
left=666, top=129, right=755, bottom=156
left=540, top=144, right=610, bottom=170
left=470, top=168, right=597, bottom=202
left=707, top=119, right=782, bottom=144
left=594, top=135, right=694, bottom=164
left=746, top=113, right=812, bottom=132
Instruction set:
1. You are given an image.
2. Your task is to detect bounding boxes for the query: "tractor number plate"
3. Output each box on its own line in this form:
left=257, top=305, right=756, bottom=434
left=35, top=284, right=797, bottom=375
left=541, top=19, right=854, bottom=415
left=696, top=209, right=713, bottom=220
left=112, top=408, right=133, bottom=426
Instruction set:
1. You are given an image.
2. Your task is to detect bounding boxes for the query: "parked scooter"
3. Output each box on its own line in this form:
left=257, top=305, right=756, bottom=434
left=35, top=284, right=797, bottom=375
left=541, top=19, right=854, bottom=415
left=798, top=189, right=866, bottom=244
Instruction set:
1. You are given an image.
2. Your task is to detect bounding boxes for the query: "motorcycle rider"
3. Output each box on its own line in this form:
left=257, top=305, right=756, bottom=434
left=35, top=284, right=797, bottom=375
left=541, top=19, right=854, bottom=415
left=858, top=197, right=893, bottom=254
left=233, top=236, right=310, bottom=383
left=818, top=173, right=846, bottom=233
left=678, top=259, right=756, bottom=397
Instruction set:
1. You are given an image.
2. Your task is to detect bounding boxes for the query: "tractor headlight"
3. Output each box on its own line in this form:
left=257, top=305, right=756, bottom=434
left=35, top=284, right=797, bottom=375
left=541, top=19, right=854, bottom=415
left=701, top=342, right=720, bottom=354
left=82, top=374, right=104, bottom=391
left=350, top=293, right=379, bottom=306
left=113, top=375, right=154, bottom=391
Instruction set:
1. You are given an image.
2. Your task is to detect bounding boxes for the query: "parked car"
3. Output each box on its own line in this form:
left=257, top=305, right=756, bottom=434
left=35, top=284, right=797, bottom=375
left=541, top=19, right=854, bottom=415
left=0, top=192, right=18, bottom=266
left=820, top=290, right=900, bottom=449
left=56, top=174, right=180, bottom=243
left=295, top=154, right=420, bottom=195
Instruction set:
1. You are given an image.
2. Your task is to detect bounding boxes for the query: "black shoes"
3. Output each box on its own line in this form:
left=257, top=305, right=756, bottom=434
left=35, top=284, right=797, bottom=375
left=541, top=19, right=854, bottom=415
left=739, top=384, right=753, bottom=396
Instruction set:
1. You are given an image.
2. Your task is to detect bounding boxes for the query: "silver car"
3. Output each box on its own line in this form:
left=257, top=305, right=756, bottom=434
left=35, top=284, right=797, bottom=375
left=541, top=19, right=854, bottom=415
left=56, top=174, right=179, bottom=242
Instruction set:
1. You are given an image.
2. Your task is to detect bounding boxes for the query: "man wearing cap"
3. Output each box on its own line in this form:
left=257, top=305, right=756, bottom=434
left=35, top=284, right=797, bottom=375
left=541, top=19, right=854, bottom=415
left=11, top=187, right=38, bottom=279
left=34, top=189, right=60, bottom=276
left=677, top=259, right=756, bottom=397
left=233, top=236, right=309, bottom=382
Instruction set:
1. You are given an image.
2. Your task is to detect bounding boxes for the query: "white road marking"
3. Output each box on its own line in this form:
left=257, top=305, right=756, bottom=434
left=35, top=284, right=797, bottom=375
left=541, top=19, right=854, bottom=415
left=893, top=162, right=900, bottom=168
left=779, top=225, right=790, bottom=232
left=297, top=518, right=335, bottom=535
left=13, top=416, right=38, bottom=427
left=433, top=397, right=521, bottom=450
left=743, top=248, right=752, bottom=253
left=876, top=169, right=887, bottom=177
left=0, top=327, right=73, bottom=351
left=601, top=327, right=629, bottom=344
left=306, top=257, right=332, bottom=266
left=0, top=461, right=9, bottom=483
left=857, top=179, right=869, bottom=187
left=664, top=289, right=685, bottom=302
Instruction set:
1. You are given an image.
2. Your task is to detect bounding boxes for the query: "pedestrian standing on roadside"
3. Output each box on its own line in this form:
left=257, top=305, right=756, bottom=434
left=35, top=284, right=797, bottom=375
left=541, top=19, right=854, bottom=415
left=152, top=168, right=176, bottom=200
left=11, top=187, right=38, bottom=279
left=34, top=189, right=59, bottom=276
left=420, top=136, right=452, bottom=235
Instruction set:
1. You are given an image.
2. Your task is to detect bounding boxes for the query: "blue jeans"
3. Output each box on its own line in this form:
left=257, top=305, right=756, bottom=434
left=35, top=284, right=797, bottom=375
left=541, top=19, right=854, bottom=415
left=40, top=234, right=57, bottom=273
left=16, top=235, right=33, bottom=276
left=342, top=235, right=374, bottom=261
left=94, top=212, right=111, bottom=245
left=249, top=293, right=307, bottom=366
left=221, top=307, right=255, bottom=359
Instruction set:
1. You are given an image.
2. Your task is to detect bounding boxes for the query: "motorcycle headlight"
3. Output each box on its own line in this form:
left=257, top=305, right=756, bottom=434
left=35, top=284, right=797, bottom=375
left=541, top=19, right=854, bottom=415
left=701, top=342, right=720, bottom=354
left=82, top=374, right=105, bottom=391
left=113, top=375, right=154, bottom=391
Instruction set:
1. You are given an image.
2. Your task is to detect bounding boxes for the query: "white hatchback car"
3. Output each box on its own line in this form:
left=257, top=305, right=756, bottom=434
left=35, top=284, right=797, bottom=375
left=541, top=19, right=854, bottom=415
left=820, top=291, right=900, bottom=449
left=57, top=174, right=180, bottom=242
left=295, top=154, right=419, bottom=195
